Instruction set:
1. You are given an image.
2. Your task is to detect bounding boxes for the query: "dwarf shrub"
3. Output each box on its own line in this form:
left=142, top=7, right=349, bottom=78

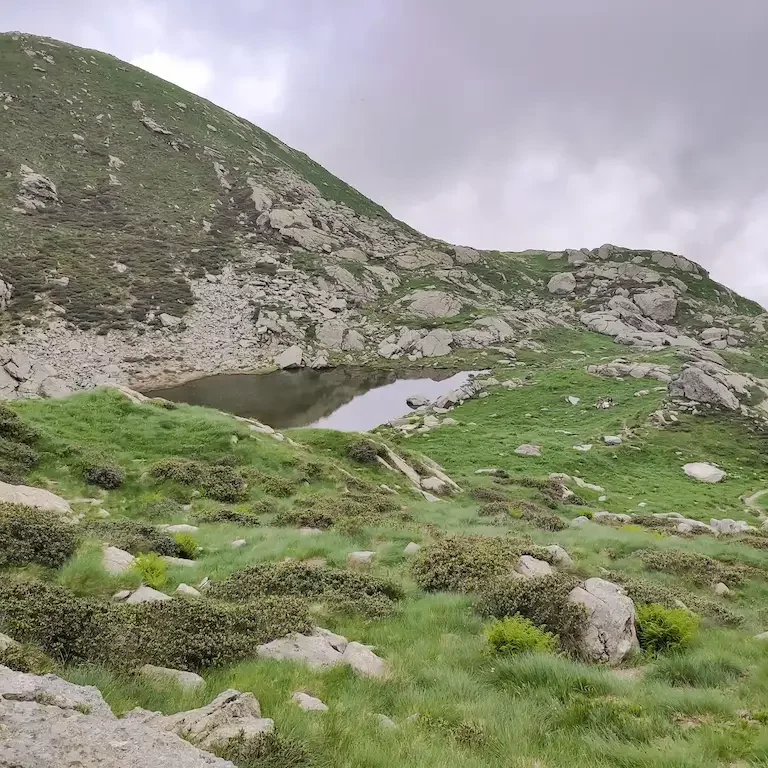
left=0, top=642, right=56, bottom=674
left=0, top=503, right=79, bottom=568
left=637, top=549, right=758, bottom=586
left=150, top=459, right=248, bottom=502
left=346, top=439, right=381, bottom=464
left=275, top=492, right=400, bottom=530
left=477, top=572, right=586, bottom=648
left=138, top=497, right=184, bottom=520
left=636, top=603, right=699, bottom=654
left=258, top=474, right=296, bottom=498
left=195, top=508, right=262, bottom=526
left=81, top=453, right=126, bottom=490
left=86, top=519, right=178, bottom=556
left=470, top=487, right=509, bottom=503
left=516, top=502, right=567, bottom=531
left=485, top=616, right=557, bottom=655
left=412, top=535, right=554, bottom=593
left=479, top=502, right=510, bottom=517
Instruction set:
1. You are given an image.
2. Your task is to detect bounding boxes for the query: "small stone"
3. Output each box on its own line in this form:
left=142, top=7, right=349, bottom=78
left=683, top=463, right=726, bottom=483
left=573, top=444, right=593, bottom=452
left=299, top=527, right=323, bottom=536
left=603, top=436, right=622, bottom=446
left=567, top=396, right=581, bottom=405
left=175, top=583, right=202, bottom=597
left=0, top=632, right=20, bottom=651
left=292, top=692, right=328, bottom=712
left=570, top=516, right=590, bottom=527
left=231, top=539, right=247, bottom=549
left=125, top=585, right=171, bottom=604
left=515, top=444, right=541, bottom=457
left=140, top=664, right=205, bottom=691
left=404, top=542, right=421, bottom=555
left=112, top=589, right=132, bottom=602
left=713, top=582, right=730, bottom=597
left=375, top=714, right=397, bottom=729
left=755, top=632, right=768, bottom=641
left=348, top=550, right=375, bottom=568
left=162, top=524, right=199, bottom=534
left=406, top=395, right=430, bottom=408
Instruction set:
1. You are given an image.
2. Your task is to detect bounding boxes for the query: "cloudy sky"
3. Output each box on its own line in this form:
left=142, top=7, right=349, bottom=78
left=4, top=1, right=768, bottom=304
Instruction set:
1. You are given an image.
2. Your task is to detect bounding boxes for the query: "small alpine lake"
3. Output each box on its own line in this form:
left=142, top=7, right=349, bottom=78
left=145, top=366, right=478, bottom=431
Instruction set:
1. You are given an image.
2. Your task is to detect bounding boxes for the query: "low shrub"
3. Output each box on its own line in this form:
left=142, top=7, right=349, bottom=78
left=477, top=573, right=586, bottom=650
left=81, top=453, right=126, bottom=490
left=150, top=459, right=248, bottom=502
left=478, top=502, right=510, bottom=517
left=515, top=502, right=567, bottom=531
left=134, top=553, right=167, bottom=589
left=635, top=603, right=699, bottom=654
left=250, top=499, right=278, bottom=516
left=86, top=519, right=178, bottom=557
left=411, top=535, right=554, bottom=593
left=0, top=503, right=79, bottom=568
left=0, top=578, right=312, bottom=670
left=470, top=487, right=509, bottom=503
left=258, top=474, right=296, bottom=498
left=346, top=439, right=382, bottom=464
left=0, top=406, right=40, bottom=482
left=485, top=616, right=557, bottom=655
left=137, top=497, right=184, bottom=520
left=603, top=572, right=742, bottom=626
left=636, top=549, right=759, bottom=586
left=195, top=508, right=261, bottom=526
left=208, top=560, right=403, bottom=616
left=275, top=492, right=401, bottom=530
left=0, top=642, right=56, bottom=674
left=214, top=731, right=315, bottom=768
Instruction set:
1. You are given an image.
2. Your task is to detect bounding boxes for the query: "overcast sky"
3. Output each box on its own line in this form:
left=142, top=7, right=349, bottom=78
left=4, top=1, right=768, bottom=305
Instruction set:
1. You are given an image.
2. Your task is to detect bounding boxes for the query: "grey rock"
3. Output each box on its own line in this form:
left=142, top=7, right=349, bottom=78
left=103, top=546, right=136, bottom=575
left=713, top=582, right=731, bottom=597
left=420, top=476, right=449, bottom=495
left=257, top=633, right=343, bottom=669
left=568, top=578, right=639, bottom=664
left=683, top=462, right=726, bottom=483
left=163, top=556, right=198, bottom=568
left=159, top=313, right=182, bottom=328
left=0, top=481, right=70, bottom=513
left=348, top=550, right=376, bottom=568
left=544, top=544, right=574, bottom=567
left=0, top=667, right=233, bottom=767
left=231, top=539, right=247, bottom=549
left=125, top=586, right=171, bottom=604
left=416, top=328, right=453, bottom=357
left=274, top=345, right=304, bottom=369
left=406, top=395, right=430, bottom=409
left=162, top=524, right=199, bottom=534
left=292, top=692, right=328, bottom=712
left=407, top=290, right=462, bottom=318
left=139, top=665, right=205, bottom=691
left=670, top=367, right=740, bottom=410
left=515, top=555, right=553, bottom=578
left=548, top=272, right=577, bottom=295
left=570, top=516, right=590, bottom=527
left=515, top=444, right=541, bottom=457
left=176, top=583, right=202, bottom=597
left=375, top=713, right=397, bottom=729
left=341, top=641, right=390, bottom=680
left=0, top=633, right=19, bottom=651
left=632, top=288, right=678, bottom=322
left=603, top=435, right=623, bottom=446
left=312, top=627, right=348, bottom=652
left=404, top=542, right=422, bottom=555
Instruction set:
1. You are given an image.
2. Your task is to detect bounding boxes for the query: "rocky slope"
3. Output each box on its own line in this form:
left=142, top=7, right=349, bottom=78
left=1, top=32, right=766, bottom=400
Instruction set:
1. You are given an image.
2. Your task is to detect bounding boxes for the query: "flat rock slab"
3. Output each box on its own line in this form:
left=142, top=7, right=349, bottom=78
left=684, top=462, right=726, bottom=483
left=0, top=481, right=70, bottom=513
left=125, top=586, right=171, bottom=604
left=292, top=692, right=328, bottom=712
left=257, top=633, right=343, bottom=669
left=139, top=665, right=205, bottom=691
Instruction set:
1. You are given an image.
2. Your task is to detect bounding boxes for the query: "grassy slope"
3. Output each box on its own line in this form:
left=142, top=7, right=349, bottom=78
left=4, top=342, right=768, bottom=767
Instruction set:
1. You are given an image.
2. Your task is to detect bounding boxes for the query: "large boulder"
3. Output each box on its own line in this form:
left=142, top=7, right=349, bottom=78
left=341, top=642, right=390, bottom=680
left=0, top=666, right=234, bottom=767
left=568, top=578, right=639, bottom=664
left=315, top=319, right=346, bottom=350
left=683, top=462, right=726, bottom=483
left=103, top=546, right=136, bottom=575
left=406, top=290, right=462, bottom=319
left=632, top=288, right=678, bottom=322
left=0, top=481, right=70, bottom=513
left=274, top=346, right=304, bottom=370
left=15, top=165, right=61, bottom=213
left=415, top=328, right=453, bottom=357
left=257, top=633, right=343, bottom=669
left=669, top=367, right=740, bottom=410
left=547, top=272, right=577, bottom=295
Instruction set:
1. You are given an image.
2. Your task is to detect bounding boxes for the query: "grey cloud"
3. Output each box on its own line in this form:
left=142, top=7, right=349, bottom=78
left=3, top=0, right=768, bottom=303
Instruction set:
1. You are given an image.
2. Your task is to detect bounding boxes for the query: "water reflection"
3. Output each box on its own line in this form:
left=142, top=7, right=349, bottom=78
left=146, top=367, right=476, bottom=431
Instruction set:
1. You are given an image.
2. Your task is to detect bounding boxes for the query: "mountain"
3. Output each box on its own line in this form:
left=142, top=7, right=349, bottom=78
left=0, top=31, right=766, bottom=410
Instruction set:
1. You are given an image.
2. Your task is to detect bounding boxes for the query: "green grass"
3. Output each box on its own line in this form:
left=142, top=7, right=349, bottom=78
left=1, top=385, right=768, bottom=765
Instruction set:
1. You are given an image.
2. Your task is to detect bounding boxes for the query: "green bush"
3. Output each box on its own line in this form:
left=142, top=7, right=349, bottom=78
left=0, top=503, right=79, bottom=568
left=174, top=533, right=199, bottom=559
left=81, top=453, right=126, bottom=489
left=195, top=508, right=262, bottom=526
left=0, top=406, right=40, bottom=483
left=134, top=553, right=168, bottom=588
left=515, top=502, right=567, bottom=531
left=0, top=642, right=56, bottom=674
left=478, top=502, right=510, bottom=517
left=477, top=573, right=586, bottom=649
left=214, top=731, right=314, bottom=768
left=485, top=616, right=557, bottom=655
left=345, top=439, right=381, bottom=464
left=86, top=519, right=178, bottom=556
left=635, top=603, right=699, bottom=654
left=258, top=474, right=296, bottom=498
left=636, top=549, right=758, bottom=586
left=470, top=487, right=509, bottom=503
left=138, top=497, right=184, bottom=520
left=603, top=572, right=742, bottom=626
left=0, top=578, right=312, bottom=670
left=0, top=405, right=39, bottom=445
left=150, top=459, right=248, bottom=502
left=411, top=535, right=553, bottom=593
left=208, top=560, right=403, bottom=616
left=274, top=491, right=401, bottom=530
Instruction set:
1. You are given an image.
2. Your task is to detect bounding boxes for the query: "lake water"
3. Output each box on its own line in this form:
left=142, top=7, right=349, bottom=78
left=146, top=367, right=476, bottom=431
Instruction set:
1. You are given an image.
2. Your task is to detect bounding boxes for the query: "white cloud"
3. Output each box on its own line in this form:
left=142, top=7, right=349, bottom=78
left=230, top=50, right=288, bottom=118
left=131, top=51, right=213, bottom=96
